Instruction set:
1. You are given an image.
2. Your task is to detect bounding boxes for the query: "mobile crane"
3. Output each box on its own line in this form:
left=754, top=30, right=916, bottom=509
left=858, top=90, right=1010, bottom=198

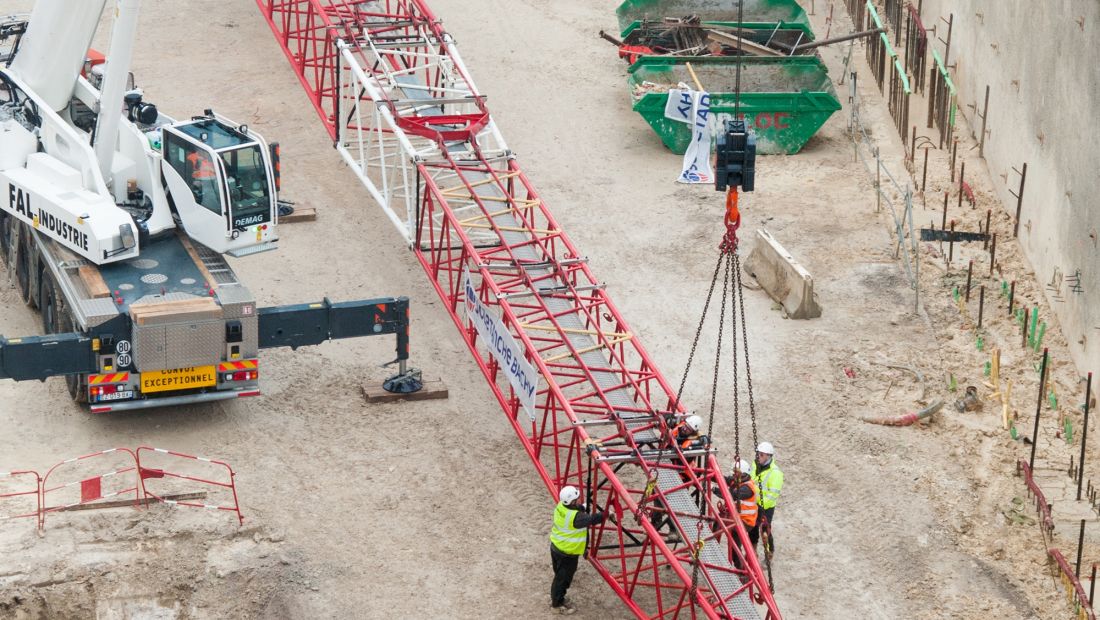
left=0, top=1, right=416, bottom=412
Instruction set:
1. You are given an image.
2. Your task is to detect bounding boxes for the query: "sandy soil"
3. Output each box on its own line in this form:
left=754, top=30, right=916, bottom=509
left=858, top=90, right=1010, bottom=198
left=0, top=0, right=1090, bottom=618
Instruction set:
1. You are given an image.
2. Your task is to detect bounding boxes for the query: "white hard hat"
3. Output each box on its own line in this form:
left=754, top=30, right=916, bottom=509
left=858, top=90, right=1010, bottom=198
left=736, top=459, right=752, bottom=475
left=756, top=441, right=775, bottom=455
left=559, top=485, right=581, bottom=504
left=685, top=415, right=703, bottom=432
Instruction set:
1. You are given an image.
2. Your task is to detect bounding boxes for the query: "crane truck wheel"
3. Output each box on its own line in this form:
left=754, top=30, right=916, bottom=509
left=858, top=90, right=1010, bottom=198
left=0, top=212, right=10, bottom=261
left=39, top=274, right=59, bottom=335
left=58, top=305, right=88, bottom=403
left=15, top=236, right=32, bottom=306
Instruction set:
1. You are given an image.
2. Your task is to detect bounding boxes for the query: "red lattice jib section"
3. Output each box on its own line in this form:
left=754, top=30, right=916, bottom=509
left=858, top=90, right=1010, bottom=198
left=136, top=447, right=243, bottom=525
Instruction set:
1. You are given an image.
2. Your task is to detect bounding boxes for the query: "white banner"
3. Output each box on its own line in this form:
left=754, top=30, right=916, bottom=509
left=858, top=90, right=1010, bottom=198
left=664, top=87, right=714, bottom=184
left=463, top=268, right=540, bottom=421
left=664, top=86, right=695, bottom=123
left=679, top=91, right=714, bottom=184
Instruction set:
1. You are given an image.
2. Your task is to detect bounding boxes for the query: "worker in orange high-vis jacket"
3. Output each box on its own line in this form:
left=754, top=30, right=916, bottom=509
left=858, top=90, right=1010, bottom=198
left=186, top=150, right=217, bottom=180
left=549, top=485, right=606, bottom=615
left=670, top=414, right=707, bottom=450
left=714, top=458, right=759, bottom=545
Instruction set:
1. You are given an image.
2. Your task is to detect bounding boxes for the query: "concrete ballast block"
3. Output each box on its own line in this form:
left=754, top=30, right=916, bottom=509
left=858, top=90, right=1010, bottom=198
left=744, top=229, right=821, bottom=319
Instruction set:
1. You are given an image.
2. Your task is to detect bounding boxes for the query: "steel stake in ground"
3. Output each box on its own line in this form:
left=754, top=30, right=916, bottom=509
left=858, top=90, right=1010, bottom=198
left=1079, top=372, right=1093, bottom=501
left=1030, top=349, right=1050, bottom=471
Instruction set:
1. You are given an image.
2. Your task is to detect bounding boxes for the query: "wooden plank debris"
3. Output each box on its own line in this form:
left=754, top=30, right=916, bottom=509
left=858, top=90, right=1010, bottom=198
left=280, top=206, right=317, bottom=223
left=46, top=492, right=208, bottom=513
left=705, top=30, right=785, bottom=57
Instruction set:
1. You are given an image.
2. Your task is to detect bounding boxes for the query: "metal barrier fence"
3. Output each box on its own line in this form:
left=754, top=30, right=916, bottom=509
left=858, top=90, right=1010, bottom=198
left=903, top=3, right=928, bottom=94
left=137, top=447, right=244, bottom=525
left=863, top=2, right=912, bottom=150
left=882, top=0, right=905, bottom=45
left=0, top=447, right=244, bottom=530
left=1018, top=459, right=1056, bottom=539
left=845, top=0, right=867, bottom=30
left=1050, top=549, right=1098, bottom=620
left=847, top=71, right=920, bottom=312
left=1019, top=459, right=1097, bottom=618
left=927, top=49, right=957, bottom=149
left=0, top=470, right=41, bottom=528
left=40, top=448, right=141, bottom=526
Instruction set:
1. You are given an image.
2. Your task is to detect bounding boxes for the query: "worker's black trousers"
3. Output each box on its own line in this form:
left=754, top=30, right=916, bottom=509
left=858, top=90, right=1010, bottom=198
left=550, top=545, right=580, bottom=607
left=752, top=507, right=776, bottom=552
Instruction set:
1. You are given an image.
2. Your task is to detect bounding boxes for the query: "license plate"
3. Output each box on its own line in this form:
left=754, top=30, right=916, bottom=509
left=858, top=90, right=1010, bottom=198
left=98, top=390, right=134, bottom=402
left=140, top=366, right=217, bottom=393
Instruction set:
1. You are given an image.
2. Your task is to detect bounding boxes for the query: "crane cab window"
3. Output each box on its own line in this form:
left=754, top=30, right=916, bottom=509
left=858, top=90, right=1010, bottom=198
left=176, top=119, right=251, bottom=150
left=164, top=131, right=223, bottom=216
left=220, top=145, right=272, bottom=228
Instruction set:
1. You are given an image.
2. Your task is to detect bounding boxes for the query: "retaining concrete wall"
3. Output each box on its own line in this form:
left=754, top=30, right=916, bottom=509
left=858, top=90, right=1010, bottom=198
left=907, top=0, right=1100, bottom=374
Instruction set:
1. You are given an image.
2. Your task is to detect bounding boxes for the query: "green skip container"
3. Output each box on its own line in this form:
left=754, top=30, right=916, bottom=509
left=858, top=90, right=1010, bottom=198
left=628, top=56, right=841, bottom=155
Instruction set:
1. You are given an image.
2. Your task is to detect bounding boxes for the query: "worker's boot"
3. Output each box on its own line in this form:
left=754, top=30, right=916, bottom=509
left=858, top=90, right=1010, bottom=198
left=552, top=603, right=577, bottom=616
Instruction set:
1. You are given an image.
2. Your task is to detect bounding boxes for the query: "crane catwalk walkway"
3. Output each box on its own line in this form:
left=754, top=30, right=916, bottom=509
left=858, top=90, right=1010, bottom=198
left=257, top=1, right=779, bottom=617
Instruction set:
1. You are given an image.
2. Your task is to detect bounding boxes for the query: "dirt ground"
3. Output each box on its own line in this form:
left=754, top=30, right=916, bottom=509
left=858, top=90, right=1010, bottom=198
left=0, top=1, right=1090, bottom=618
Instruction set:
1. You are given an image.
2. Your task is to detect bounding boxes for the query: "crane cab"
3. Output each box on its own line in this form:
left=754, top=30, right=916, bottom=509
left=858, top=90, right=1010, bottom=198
left=160, top=117, right=277, bottom=256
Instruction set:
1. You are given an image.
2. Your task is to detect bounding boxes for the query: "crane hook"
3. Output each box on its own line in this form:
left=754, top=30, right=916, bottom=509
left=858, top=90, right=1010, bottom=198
left=721, top=188, right=741, bottom=253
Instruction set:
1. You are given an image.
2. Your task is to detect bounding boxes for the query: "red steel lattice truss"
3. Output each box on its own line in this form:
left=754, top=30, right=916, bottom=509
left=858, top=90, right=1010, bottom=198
left=257, top=1, right=780, bottom=617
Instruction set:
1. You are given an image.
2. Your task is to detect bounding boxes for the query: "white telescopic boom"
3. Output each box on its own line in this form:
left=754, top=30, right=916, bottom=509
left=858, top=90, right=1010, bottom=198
left=94, top=0, right=141, bottom=183
left=8, top=0, right=109, bottom=112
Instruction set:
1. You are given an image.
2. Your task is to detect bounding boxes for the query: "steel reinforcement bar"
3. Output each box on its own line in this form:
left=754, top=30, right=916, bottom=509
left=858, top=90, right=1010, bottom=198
left=257, top=1, right=779, bottom=617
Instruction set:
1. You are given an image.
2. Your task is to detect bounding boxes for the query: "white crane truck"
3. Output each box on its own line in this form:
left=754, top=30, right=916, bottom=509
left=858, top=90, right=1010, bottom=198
left=0, top=1, right=418, bottom=412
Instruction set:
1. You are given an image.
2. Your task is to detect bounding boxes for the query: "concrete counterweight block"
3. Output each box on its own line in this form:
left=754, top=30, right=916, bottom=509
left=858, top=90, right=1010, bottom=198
left=743, top=229, right=822, bottom=319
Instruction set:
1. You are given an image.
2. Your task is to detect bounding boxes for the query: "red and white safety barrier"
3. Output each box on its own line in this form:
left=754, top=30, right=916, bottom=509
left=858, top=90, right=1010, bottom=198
left=0, top=470, right=42, bottom=528
left=41, top=448, right=141, bottom=526
left=137, top=447, right=244, bottom=525
left=0, top=447, right=244, bottom=530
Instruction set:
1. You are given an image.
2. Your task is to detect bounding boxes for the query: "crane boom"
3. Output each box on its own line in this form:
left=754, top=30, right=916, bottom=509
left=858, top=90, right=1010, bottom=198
left=8, top=0, right=107, bottom=112
left=257, top=1, right=781, bottom=617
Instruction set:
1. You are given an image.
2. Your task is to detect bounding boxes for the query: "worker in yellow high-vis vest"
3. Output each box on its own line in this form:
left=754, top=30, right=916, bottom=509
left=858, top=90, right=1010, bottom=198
left=751, top=441, right=784, bottom=551
left=549, top=485, right=606, bottom=615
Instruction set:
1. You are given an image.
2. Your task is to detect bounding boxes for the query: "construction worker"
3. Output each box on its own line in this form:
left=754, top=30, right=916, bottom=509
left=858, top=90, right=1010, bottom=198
left=751, top=441, right=784, bottom=550
left=185, top=150, right=219, bottom=211
left=715, top=459, right=758, bottom=534
left=714, top=459, right=759, bottom=563
left=668, top=414, right=709, bottom=490
left=670, top=414, right=707, bottom=451
left=729, top=458, right=759, bottom=531
left=549, top=485, right=606, bottom=615
left=186, top=150, right=217, bottom=180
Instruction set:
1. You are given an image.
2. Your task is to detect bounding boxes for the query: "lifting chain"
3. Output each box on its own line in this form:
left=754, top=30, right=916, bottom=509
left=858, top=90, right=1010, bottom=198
left=735, top=252, right=759, bottom=449
left=634, top=470, right=659, bottom=524
left=652, top=178, right=762, bottom=602
left=650, top=249, right=726, bottom=470
left=689, top=529, right=706, bottom=595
